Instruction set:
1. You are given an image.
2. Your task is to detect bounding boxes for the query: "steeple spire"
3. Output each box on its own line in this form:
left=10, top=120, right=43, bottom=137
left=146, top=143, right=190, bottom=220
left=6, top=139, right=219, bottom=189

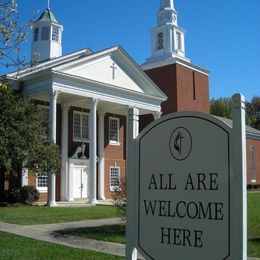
left=48, top=0, right=50, bottom=9
left=160, top=0, right=174, bottom=10
left=158, top=0, right=178, bottom=26
left=143, top=0, right=190, bottom=67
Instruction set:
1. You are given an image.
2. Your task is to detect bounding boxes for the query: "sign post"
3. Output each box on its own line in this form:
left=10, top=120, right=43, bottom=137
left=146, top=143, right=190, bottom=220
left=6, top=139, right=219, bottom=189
left=126, top=94, right=247, bottom=260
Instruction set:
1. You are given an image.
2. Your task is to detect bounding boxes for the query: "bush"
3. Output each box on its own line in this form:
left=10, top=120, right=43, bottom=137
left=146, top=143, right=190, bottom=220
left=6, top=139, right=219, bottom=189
left=20, top=185, right=39, bottom=204
left=1, top=186, right=39, bottom=205
left=3, top=188, right=22, bottom=204
left=112, top=178, right=127, bottom=222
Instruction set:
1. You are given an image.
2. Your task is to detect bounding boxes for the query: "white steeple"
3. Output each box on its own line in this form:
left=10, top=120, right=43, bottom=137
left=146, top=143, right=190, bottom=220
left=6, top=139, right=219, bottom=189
left=143, top=0, right=190, bottom=68
left=160, top=0, right=174, bottom=10
left=31, top=8, right=63, bottom=63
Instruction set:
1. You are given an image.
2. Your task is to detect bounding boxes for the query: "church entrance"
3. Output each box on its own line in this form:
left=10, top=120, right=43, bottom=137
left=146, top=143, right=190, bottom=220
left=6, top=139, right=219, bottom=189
left=72, top=166, right=88, bottom=199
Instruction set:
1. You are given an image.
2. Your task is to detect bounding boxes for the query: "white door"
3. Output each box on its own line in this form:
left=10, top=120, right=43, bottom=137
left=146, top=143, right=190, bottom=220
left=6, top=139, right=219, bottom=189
left=72, top=167, right=87, bottom=199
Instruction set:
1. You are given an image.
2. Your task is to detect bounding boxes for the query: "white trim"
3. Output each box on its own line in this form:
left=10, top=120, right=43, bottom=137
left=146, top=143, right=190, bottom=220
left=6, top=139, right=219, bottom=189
left=110, top=165, right=120, bottom=191
left=142, top=57, right=209, bottom=76
left=73, top=111, right=90, bottom=143
left=109, top=117, right=120, bottom=145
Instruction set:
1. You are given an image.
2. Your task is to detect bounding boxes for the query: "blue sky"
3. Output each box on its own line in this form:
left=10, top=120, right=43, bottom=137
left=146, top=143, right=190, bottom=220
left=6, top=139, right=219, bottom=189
left=5, top=0, right=260, bottom=101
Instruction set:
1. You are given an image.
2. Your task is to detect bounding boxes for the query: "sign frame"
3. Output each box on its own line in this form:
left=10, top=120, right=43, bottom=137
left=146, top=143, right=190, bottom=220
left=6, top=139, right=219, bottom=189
left=126, top=94, right=247, bottom=260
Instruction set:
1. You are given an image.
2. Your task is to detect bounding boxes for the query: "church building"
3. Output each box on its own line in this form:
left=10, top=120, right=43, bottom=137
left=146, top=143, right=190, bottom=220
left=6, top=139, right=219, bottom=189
left=3, top=0, right=260, bottom=205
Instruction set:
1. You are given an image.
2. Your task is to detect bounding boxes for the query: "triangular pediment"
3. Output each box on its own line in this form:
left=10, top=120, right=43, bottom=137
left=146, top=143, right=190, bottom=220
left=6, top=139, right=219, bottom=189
left=53, top=47, right=167, bottom=99
left=59, top=54, right=144, bottom=93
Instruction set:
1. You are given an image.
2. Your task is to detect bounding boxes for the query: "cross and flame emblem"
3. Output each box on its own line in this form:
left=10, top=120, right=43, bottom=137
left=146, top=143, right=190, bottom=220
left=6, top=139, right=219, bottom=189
left=169, top=127, right=192, bottom=161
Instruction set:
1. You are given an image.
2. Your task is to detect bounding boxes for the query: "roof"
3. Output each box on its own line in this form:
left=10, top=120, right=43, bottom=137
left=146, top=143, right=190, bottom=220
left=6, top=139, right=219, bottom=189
left=215, top=116, right=260, bottom=140
left=36, top=8, right=60, bottom=24
left=4, top=48, right=93, bottom=79
left=4, top=45, right=167, bottom=102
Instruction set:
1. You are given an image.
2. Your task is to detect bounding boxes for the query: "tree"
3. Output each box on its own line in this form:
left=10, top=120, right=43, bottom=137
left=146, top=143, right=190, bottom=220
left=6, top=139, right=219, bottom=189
left=0, top=85, right=60, bottom=188
left=210, top=96, right=260, bottom=130
left=0, top=0, right=32, bottom=70
left=210, top=97, right=233, bottom=119
left=250, top=96, right=260, bottom=130
left=245, top=100, right=257, bottom=128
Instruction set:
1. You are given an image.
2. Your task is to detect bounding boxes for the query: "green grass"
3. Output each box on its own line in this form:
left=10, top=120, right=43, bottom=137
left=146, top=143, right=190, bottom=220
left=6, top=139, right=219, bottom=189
left=248, top=192, right=260, bottom=258
left=58, top=192, right=260, bottom=258
left=0, top=231, right=123, bottom=260
left=0, top=193, right=259, bottom=257
left=0, top=205, right=118, bottom=225
left=57, top=224, right=126, bottom=244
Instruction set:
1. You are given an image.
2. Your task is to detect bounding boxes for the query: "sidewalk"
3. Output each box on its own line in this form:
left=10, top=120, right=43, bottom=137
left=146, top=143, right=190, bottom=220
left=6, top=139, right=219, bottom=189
left=0, top=219, right=258, bottom=260
left=0, top=218, right=125, bottom=257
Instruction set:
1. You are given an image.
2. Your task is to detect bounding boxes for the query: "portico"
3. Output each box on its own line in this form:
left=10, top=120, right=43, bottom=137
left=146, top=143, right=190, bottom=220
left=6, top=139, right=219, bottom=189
left=8, top=46, right=167, bottom=204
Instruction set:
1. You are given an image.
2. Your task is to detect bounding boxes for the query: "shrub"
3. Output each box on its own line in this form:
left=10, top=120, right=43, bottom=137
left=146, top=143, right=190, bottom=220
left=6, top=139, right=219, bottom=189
left=3, top=188, right=22, bottom=204
left=1, top=186, right=39, bottom=205
left=112, top=178, right=127, bottom=222
left=20, top=185, right=39, bottom=204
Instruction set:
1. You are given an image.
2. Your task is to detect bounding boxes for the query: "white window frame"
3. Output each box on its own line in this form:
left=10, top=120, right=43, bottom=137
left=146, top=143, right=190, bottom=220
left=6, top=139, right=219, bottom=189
left=73, top=111, right=89, bottom=142
left=110, top=166, right=120, bottom=191
left=109, top=117, right=120, bottom=145
left=36, top=174, right=48, bottom=193
left=52, top=26, right=59, bottom=42
left=176, top=31, right=182, bottom=51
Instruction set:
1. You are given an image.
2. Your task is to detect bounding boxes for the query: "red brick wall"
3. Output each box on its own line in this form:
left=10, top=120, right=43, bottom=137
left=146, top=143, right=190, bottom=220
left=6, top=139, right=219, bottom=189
left=176, top=64, right=210, bottom=113
left=246, top=138, right=260, bottom=186
left=104, top=113, right=126, bottom=199
left=144, top=63, right=210, bottom=115
left=144, top=64, right=177, bottom=115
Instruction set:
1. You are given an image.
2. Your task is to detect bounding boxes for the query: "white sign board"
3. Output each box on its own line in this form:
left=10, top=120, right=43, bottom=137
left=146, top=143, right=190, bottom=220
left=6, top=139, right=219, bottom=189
left=137, top=114, right=231, bottom=259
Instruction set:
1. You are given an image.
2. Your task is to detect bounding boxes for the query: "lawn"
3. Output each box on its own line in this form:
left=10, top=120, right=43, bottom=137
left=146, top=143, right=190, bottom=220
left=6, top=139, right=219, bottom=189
left=0, top=205, right=118, bottom=225
left=247, top=192, right=260, bottom=258
left=0, top=193, right=259, bottom=257
left=0, top=231, right=123, bottom=260
left=57, top=192, right=260, bottom=258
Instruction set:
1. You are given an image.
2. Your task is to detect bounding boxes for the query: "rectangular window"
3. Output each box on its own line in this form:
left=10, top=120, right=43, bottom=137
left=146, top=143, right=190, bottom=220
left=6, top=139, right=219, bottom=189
left=110, top=166, right=120, bottom=191
left=157, top=32, right=164, bottom=50
left=34, top=28, right=39, bottom=41
left=41, top=26, right=50, bottom=41
left=52, top=26, right=59, bottom=42
left=250, top=146, right=256, bottom=182
left=109, top=117, right=120, bottom=144
left=37, top=175, right=48, bottom=192
left=176, top=32, right=182, bottom=50
left=73, top=111, right=89, bottom=142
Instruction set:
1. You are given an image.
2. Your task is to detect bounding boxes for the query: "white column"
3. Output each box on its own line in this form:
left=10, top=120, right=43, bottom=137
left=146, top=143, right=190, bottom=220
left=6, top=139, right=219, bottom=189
left=126, top=107, right=139, bottom=260
left=61, top=104, right=69, bottom=201
left=98, top=109, right=106, bottom=200
left=89, top=98, right=98, bottom=204
left=21, top=168, right=28, bottom=187
left=47, top=89, right=60, bottom=207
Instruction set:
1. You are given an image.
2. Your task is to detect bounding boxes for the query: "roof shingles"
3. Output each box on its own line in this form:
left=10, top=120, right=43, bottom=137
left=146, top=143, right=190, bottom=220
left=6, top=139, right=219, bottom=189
left=36, top=8, right=59, bottom=24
